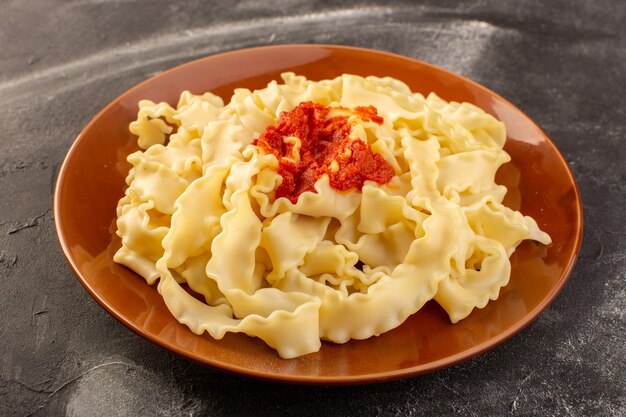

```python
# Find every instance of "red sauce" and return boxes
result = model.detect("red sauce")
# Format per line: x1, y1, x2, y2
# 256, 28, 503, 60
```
253, 102, 395, 203
353, 105, 384, 124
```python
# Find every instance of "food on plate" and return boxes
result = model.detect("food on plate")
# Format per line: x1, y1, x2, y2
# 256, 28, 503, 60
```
114, 73, 551, 358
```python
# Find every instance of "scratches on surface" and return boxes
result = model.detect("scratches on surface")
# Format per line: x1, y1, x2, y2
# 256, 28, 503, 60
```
7, 209, 52, 235
0, 6, 399, 101
435, 373, 482, 416
6, 377, 54, 396
0, 252, 18, 268
424, 9, 617, 40
0, 160, 31, 178
23, 361, 136, 417
0, 5, 515, 103
0, 159, 51, 180
510, 370, 536, 415
31, 295, 50, 351
31, 295, 49, 325
436, 374, 462, 398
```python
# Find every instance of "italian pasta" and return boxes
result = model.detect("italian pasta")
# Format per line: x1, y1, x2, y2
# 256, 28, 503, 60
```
114, 73, 551, 358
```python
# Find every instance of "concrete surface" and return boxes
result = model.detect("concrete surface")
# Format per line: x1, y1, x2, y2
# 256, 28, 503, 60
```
0, 0, 624, 416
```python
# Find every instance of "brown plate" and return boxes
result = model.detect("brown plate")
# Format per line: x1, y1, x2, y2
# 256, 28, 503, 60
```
54, 44, 582, 384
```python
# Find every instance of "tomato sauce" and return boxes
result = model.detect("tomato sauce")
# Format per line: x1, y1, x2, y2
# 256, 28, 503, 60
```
253, 102, 395, 203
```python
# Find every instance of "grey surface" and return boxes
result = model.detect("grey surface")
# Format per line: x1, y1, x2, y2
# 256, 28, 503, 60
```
1, 0, 624, 415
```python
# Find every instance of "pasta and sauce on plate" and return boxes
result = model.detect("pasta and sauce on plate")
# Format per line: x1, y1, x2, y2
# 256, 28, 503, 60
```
113, 73, 551, 359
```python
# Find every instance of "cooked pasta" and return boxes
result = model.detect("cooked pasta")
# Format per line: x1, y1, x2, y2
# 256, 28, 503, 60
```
114, 73, 551, 358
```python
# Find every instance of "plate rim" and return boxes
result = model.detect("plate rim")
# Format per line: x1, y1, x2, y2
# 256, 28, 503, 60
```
54, 43, 584, 384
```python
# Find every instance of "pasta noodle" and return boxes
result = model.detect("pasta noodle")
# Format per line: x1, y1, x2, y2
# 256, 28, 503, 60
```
114, 73, 551, 358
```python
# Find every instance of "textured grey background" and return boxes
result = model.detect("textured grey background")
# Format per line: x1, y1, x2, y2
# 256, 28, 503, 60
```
1, 0, 625, 416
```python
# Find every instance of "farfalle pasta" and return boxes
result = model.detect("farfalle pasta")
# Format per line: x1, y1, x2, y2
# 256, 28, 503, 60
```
114, 73, 551, 358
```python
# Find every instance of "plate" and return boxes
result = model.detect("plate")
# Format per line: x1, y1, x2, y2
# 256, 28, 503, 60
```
54, 44, 582, 384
